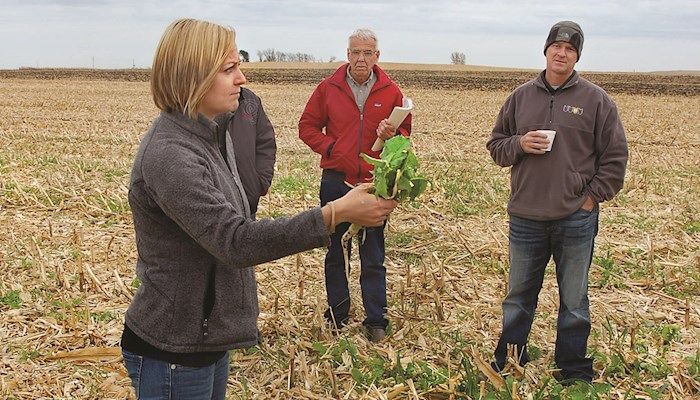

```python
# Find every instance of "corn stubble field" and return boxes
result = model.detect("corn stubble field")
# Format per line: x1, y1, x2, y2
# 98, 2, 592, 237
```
0, 66, 699, 399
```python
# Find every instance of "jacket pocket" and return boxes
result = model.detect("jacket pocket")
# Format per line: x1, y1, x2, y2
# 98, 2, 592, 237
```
143, 267, 175, 303
214, 267, 258, 321
121, 350, 143, 393
205, 266, 259, 345
238, 268, 258, 317
573, 172, 586, 196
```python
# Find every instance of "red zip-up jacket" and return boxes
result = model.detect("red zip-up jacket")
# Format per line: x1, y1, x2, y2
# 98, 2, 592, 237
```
299, 64, 411, 185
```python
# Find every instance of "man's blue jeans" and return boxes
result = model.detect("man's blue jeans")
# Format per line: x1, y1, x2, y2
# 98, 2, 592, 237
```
494, 207, 599, 381
320, 171, 388, 329
122, 350, 229, 399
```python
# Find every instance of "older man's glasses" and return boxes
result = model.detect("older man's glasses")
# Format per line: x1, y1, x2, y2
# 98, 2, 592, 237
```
349, 50, 377, 58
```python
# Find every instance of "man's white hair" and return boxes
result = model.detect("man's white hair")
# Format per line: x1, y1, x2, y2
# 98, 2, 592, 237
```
348, 28, 378, 48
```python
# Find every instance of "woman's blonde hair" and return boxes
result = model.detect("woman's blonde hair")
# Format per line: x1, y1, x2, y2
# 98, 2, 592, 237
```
151, 18, 235, 119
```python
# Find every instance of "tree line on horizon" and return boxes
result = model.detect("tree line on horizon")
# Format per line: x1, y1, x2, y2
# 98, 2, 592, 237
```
240, 49, 331, 63
239, 49, 467, 65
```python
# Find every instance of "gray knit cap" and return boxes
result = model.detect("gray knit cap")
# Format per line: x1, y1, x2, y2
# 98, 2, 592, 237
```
544, 21, 584, 60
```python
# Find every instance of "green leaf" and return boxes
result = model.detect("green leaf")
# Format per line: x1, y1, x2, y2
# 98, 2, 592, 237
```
131, 277, 142, 289
312, 341, 328, 356
361, 136, 428, 202
592, 383, 612, 394
350, 367, 365, 384
409, 177, 429, 200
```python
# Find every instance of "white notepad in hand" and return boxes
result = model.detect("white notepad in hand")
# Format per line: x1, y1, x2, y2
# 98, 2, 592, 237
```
372, 97, 413, 151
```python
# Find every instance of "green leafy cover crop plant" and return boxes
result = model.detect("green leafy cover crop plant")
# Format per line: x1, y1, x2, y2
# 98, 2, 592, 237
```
341, 135, 429, 251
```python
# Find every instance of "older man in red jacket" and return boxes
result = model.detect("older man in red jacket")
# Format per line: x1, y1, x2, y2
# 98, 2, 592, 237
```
299, 28, 411, 342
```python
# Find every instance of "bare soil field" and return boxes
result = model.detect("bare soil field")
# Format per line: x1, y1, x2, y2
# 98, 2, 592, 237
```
3, 65, 699, 96
0, 67, 698, 399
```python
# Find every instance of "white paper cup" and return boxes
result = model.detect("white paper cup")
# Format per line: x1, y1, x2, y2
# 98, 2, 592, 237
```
537, 130, 556, 151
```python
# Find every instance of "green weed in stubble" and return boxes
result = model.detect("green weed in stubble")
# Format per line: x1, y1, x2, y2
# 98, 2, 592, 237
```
592, 250, 623, 288
91, 310, 116, 323
686, 220, 700, 234
686, 349, 700, 377
595, 317, 685, 386
47, 296, 87, 322
312, 338, 449, 392
103, 167, 129, 183
268, 156, 317, 199
20, 258, 34, 269
88, 191, 130, 213
270, 175, 315, 198
3, 180, 17, 196
386, 231, 413, 247
0, 290, 22, 309
258, 209, 291, 219
130, 277, 141, 289
37, 155, 59, 166
19, 349, 41, 362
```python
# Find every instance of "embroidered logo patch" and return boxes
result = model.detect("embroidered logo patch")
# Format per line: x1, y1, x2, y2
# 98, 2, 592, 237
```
240, 99, 258, 123
556, 32, 571, 41
373, 103, 382, 107
562, 105, 584, 115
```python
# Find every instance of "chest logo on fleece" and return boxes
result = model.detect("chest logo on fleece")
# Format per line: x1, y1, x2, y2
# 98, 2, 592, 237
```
373, 102, 382, 107
562, 105, 584, 115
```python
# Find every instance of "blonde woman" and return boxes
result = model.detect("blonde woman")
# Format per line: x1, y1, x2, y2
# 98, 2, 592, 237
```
121, 18, 396, 399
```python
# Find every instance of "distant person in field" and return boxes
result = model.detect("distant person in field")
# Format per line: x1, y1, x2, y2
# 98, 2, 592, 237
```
121, 18, 397, 399
299, 28, 411, 343
215, 87, 276, 217
486, 20, 628, 385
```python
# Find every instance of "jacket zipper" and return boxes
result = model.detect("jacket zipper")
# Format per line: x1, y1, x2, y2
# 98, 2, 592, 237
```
335, 75, 384, 184
202, 265, 216, 339
357, 113, 363, 182
549, 95, 555, 124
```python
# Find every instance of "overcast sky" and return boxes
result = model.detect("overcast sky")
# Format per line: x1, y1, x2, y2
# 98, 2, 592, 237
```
1, 0, 698, 72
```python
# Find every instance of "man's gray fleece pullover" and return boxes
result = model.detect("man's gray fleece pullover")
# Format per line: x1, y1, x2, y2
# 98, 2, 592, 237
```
487, 71, 628, 220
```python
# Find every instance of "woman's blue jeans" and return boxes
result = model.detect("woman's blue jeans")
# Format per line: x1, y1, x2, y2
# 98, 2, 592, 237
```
122, 350, 229, 399
494, 207, 599, 381
319, 173, 388, 329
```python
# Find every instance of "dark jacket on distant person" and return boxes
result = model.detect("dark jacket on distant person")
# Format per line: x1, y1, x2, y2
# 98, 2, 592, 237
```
298, 64, 411, 185
486, 70, 628, 220
217, 87, 276, 215
126, 110, 329, 353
